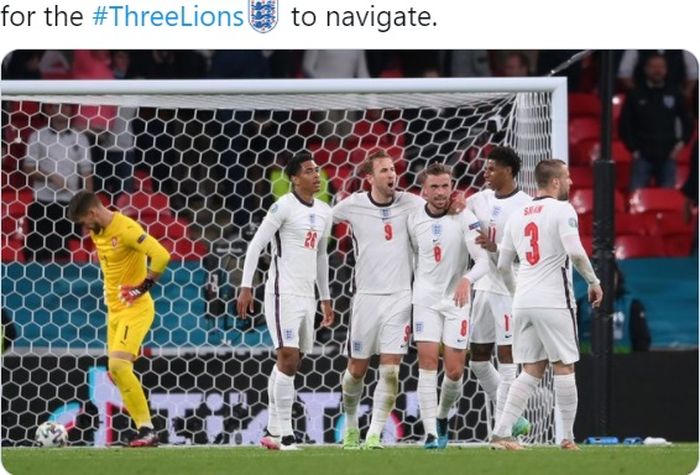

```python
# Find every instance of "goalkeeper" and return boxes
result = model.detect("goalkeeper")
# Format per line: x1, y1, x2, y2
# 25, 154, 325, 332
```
68, 191, 170, 447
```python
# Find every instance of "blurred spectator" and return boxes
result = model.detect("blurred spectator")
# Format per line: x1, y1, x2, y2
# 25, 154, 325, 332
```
618, 50, 698, 101
129, 50, 208, 79
209, 50, 270, 79
111, 50, 133, 79
267, 50, 300, 78
2, 50, 42, 79
577, 261, 651, 353
38, 50, 72, 79
302, 50, 369, 78
619, 53, 694, 191
501, 52, 531, 77
399, 50, 442, 77
448, 50, 491, 77
22, 103, 93, 261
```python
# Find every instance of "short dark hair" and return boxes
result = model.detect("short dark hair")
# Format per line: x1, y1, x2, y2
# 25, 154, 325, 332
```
68, 190, 100, 222
417, 162, 452, 186
360, 149, 393, 176
534, 159, 566, 189
488, 146, 521, 178
284, 151, 313, 178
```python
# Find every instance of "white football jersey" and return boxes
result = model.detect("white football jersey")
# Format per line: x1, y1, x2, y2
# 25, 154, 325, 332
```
408, 206, 482, 307
500, 197, 580, 309
333, 191, 424, 294
467, 188, 532, 295
241, 192, 332, 298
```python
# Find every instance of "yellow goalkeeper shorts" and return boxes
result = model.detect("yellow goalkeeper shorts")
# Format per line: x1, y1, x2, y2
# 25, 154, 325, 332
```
107, 300, 155, 357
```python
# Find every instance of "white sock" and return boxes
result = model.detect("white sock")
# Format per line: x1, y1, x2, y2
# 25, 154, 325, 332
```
553, 373, 578, 441
418, 369, 438, 436
495, 364, 517, 427
342, 370, 363, 431
366, 365, 400, 438
266, 366, 280, 436
493, 371, 540, 438
471, 360, 501, 404
437, 376, 463, 419
273, 367, 296, 437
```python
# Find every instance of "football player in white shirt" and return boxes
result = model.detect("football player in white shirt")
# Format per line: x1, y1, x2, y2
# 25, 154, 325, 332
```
333, 150, 426, 450
492, 159, 603, 450
407, 163, 489, 449
466, 146, 532, 435
237, 152, 334, 451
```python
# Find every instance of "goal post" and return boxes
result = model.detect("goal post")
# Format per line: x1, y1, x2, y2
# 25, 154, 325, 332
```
1, 77, 568, 447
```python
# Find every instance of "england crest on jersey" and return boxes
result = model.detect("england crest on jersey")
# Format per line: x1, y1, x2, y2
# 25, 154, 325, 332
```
249, 0, 278, 33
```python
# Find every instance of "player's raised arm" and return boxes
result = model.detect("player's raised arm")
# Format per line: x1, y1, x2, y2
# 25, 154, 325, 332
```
237, 203, 287, 318
558, 205, 603, 308
317, 214, 334, 327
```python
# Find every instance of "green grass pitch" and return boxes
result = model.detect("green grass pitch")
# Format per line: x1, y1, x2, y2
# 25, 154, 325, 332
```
2, 444, 698, 475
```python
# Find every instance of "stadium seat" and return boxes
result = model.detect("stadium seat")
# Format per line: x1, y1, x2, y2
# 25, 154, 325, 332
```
570, 166, 594, 189
629, 188, 686, 214
147, 216, 188, 240
676, 163, 690, 189
615, 235, 665, 259
655, 211, 694, 237
578, 213, 593, 235
68, 238, 96, 263
616, 212, 656, 236
580, 235, 593, 256
568, 117, 600, 146
676, 134, 698, 164
570, 139, 599, 166
115, 191, 172, 221
568, 93, 601, 118
570, 189, 625, 215
663, 234, 694, 257
1, 235, 25, 262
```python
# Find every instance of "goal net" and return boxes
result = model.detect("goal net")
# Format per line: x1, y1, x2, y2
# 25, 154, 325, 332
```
1, 78, 568, 447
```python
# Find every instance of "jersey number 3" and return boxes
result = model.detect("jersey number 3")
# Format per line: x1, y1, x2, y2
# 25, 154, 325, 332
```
304, 231, 318, 249
524, 222, 540, 265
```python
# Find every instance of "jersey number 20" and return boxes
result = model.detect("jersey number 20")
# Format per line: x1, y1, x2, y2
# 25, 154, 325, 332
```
524, 222, 540, 265
304, 231, 317, 249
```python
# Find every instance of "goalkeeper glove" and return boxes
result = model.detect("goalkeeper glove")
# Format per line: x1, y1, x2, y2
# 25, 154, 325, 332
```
119, 278, 155, 306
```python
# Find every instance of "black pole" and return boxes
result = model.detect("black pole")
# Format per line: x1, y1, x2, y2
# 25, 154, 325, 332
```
591, 50, 616, 436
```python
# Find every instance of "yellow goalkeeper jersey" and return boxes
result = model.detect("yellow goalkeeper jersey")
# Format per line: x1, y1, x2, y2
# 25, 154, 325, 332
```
90, 212, 170, 314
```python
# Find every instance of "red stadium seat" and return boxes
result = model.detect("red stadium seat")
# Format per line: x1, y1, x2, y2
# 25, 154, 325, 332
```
1, 235, 25, 262
655, 211, 694, 237
615, 235, 665, 259
616, 212, 657, 236
147, 216, 188, 240
676, 163, 690, 189
663, 235, 693, 257
570, 166, 594, 189
580, 235, 593, 257
569, 117, 600, 146
571, 189, 625, 215
629, 188, 686, 214
578, 214, 593, 235
568, 93, 601, 118
115, 191, 172, 221
570, 139, 599, 166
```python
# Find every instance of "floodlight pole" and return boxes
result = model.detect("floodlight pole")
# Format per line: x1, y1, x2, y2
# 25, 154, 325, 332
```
591, 50, 616, 436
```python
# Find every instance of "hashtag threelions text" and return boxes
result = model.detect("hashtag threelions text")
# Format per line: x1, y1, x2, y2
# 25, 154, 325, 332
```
92, 6, 108, 25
